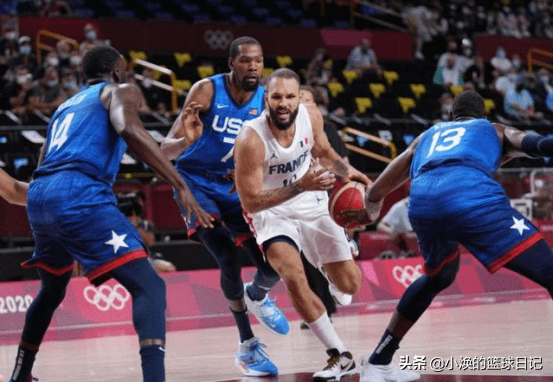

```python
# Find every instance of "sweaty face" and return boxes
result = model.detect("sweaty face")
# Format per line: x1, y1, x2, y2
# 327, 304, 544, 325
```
266, 77, 300, 131
231, 44, 263, 92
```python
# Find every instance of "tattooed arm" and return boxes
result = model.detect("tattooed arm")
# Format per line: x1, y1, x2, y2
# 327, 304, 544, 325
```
234, 126, 335, 213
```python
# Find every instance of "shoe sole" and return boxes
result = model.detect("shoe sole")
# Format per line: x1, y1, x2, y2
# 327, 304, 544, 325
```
235, 360, 278, 377
313, 360, 357, 381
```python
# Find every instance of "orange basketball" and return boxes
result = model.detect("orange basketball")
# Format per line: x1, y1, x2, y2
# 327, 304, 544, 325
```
328, 180, 366, 229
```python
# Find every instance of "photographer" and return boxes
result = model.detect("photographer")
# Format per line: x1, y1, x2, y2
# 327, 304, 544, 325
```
117, 193, 176, 273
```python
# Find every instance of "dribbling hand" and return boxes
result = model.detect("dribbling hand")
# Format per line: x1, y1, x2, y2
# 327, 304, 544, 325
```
297, 158, 336, 191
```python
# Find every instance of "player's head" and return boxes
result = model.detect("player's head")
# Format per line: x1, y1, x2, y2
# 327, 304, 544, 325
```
266, 68, 301, 131
228, 36, 263, 92
299, 85, 316, 105
83, 45, 125, 85
450, 90, 485, 120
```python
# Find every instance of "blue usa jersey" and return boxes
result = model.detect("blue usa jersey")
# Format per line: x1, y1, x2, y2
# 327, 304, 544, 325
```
34, 82, 126, 187
175, 74, 265, 177
409, 118, 505, 218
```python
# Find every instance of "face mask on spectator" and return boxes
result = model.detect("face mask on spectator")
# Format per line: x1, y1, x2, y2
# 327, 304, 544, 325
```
441, 103, 452, 113
47, 57, 59, 67
86, 30, 97, 41
46, 79, 59, 88
507, 73, 518, 82
70, 55, 81, 66
20, 45, 31, 55
63, 80, 78, 90
59, 52, 69, 60
5, 31, 17, 41
540, 75, 550, 83
496, 49, 506, 59
512, 60, 521, 69
142, 78, 153, 88
17, 74, 31, 85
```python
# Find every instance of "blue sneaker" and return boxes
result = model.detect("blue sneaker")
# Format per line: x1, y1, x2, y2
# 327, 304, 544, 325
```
244, 282, 290, 335
235, 337, 278, 376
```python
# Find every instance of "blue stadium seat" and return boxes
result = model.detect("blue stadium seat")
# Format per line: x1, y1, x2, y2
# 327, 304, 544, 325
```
229, 15, 248, 25
115, 9, 135, 19
154, 12, 174, 20
181, 4, 200, 13
75, 8, 96, 17
299, 18, 317, 27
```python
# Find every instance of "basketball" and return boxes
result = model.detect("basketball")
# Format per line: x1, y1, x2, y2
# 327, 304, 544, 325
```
328, 180, 367, 229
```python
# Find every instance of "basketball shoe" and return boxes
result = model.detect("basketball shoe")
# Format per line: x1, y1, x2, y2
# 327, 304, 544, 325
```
235, 337, 278, 376
319, 267, 353, 306
313, 348, 357, 381
244, 282, 290, 335
359, 357, 420, 382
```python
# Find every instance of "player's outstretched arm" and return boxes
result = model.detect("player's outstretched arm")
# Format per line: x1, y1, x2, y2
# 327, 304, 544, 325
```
161, 80, 212, 161
307, 104, 370, 185
235, 127, 334, 213
493, 123, 553, 161
0, 168, 28, 206
109, 85, 214, 228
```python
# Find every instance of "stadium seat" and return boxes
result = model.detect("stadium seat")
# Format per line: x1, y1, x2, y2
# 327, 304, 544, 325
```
484, 98, 496, 115
342, 70, 358, 85
397, 97, 416, 114
197, 65, 215, 79
129, 51, 148, 62
174, 79, 192, 92
355, 97, 373, 114
410, 84, 426, 99
276, 55, 293, 68
327, 82, 345, 98
369, 83, 386, 99
450, 85, 463, 96
174, 53, 192, 68
383, 70, 399, 85
262, 68, 275, 77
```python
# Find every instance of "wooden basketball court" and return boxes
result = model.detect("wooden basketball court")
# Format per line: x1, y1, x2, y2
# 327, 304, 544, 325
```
0, 299, 550, 381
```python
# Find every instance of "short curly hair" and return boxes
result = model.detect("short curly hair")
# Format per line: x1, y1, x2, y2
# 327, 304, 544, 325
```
82, 45, 121, 81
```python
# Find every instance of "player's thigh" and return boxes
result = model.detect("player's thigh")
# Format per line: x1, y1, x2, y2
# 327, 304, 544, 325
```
58, 203, 146, 274
299, 214, 352, 269
410, 217, 460, 276
456, 203, 542, 273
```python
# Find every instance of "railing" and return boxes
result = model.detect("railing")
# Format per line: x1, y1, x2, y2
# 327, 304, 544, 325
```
130, 58, 184, 114
527, 48, 553, 74
341, 126, 397, 163
350, 0, 408, 32
35, 29, 79, 64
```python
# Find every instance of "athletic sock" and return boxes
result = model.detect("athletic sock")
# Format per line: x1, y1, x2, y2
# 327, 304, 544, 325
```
140, 345, 165, 382
231, 308, 255, 343
307, 313, 347, 353
246, 283, 268, 301
369, 330, 400, 365
10, 346, 37, 382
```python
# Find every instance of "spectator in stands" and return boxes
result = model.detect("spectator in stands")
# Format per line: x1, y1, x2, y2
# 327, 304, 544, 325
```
55, 40, 72, 69
79, 24, 104, 55
345, 39, 382, 79
0, 23, 19, 63
433, 54, 463, 88
140, 67, 169, 114
432, 92, 453, 123
39, 0, 73, 17
28, 66, 66, 115
305, 48, 332, 86
3, 66, 33, 116
464, 53, 486, 90
493, 66, 518, 96
437, 40, 459, 69
526, 71, 549, 111
8, 36, 38, 75
490, 46, 512, 74
376, 196, 415, 259
510, 53, 523, 71
503, 77, 541, 120
456, 41, 474, 74
546, 90, 553, 112
60, 67, 79, 98
402, 2, 434, 60
67, 49, 84, 84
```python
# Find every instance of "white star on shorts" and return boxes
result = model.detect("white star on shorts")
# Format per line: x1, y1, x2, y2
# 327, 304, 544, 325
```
105, 230, 129, 254
510, 217, 530, 236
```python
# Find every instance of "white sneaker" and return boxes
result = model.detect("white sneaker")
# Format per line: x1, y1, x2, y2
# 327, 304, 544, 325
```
320, 267, 353, 306
313, 348, 357, 381
360, 358, 420, 382
243, 283, 290, 335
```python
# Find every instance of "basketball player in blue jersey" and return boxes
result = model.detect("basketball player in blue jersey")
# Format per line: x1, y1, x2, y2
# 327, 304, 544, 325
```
343, 91, 553, 382
0, 168, 28, 205
161, 36, 286, 376
7, 46, 209, 382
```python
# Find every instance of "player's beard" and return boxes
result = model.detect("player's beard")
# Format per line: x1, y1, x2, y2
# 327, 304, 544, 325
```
240, 76, 259, 92
269, 106, 299, 131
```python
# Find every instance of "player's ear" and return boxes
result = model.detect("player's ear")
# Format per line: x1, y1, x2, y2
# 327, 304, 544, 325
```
264, 93, 269, 109
447, 110, 453, 121
228, 57, 233, 71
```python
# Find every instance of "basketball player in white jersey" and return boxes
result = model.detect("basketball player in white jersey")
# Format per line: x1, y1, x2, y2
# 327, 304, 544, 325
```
234, 68, 370, 381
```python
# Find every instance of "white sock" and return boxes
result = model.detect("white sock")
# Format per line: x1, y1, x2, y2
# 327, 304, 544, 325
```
307, 313, 347, 353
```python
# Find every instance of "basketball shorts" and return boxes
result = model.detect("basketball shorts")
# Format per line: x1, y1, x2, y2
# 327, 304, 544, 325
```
174, 170, 253, 244
244, 191, 352, 268
409, 197, 542, 275
23, 172, 147, 285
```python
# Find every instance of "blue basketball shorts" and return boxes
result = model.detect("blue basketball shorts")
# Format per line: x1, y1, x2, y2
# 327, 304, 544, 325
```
23, 172, 147, 285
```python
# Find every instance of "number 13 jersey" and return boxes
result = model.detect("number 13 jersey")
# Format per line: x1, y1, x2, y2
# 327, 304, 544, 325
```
409, 118, 505, 218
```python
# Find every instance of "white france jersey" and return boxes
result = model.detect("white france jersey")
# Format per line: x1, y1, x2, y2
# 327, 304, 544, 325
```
244, 103, 314, 196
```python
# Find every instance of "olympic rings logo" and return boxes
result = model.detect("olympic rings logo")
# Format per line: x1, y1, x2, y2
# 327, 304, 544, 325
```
204, 29, 234, 50
392, 265, 423, 288
83, 284, 130, 311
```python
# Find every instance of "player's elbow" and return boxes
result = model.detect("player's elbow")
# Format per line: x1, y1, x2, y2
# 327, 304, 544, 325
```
241, 200, 259, 214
